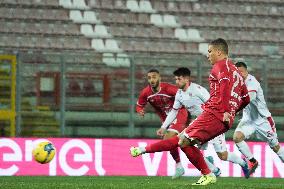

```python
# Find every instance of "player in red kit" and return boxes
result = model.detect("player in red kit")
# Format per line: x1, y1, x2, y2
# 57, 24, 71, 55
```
131, 39, 250, 185
136, 69, 188, 179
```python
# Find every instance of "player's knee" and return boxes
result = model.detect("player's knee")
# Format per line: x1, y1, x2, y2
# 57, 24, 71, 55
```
217, 152, 228, 161
233, 131, 245, 143
164, 131, 177, 139
271, 144, 280, 153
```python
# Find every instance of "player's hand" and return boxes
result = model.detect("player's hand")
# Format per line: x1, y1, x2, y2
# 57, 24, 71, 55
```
223, 112, 231, 125
156, 128, 166, 137
137, 110, 145, 117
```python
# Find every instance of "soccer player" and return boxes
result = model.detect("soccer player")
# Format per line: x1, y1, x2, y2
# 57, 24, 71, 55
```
132, 67, 249, 178
132, 38, 250, 185
234, 61, 284, 176
136, 69, 188, 179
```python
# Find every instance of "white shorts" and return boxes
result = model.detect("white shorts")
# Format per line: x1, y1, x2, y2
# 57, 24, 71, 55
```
200, 133, 227, 153
235, 117, 279, 148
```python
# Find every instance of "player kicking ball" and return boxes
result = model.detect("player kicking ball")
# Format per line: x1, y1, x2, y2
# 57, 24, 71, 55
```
131, 67, 249, 181
131, 38, 250, 185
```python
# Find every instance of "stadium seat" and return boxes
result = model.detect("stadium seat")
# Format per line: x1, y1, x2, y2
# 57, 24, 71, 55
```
117, 54, 130, 67
94, 25, 111, 38
139, 0, 156, 13
105, 39, 122, 52
60, 0, 89, 10
198, 43, 208, 55
102, 53, 116, 66
127, 0, 140, 12
91, 39, 105, 51
187, 29, 204, 42
175, 28, 189, 41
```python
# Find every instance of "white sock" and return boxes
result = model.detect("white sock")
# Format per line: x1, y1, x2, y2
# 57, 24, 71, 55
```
204, 157, 218, 172
227, 152, 246, 167
176, 162, 182, 169
236, 141, 254, 160
139, 146, 146, 153
276, 147, 284, 163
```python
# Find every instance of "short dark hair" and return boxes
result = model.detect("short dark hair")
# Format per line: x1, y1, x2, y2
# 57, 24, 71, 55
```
147, 68, 159, 74
235, 61, 247, 69
209, 38, 228, 55
173, 67, 191, 77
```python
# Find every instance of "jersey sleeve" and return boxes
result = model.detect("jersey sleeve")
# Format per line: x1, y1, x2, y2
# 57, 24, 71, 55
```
172, 92, 182, 110
136, 89, 148, 112
196, 85, 210, 103
246, 77, 259, 102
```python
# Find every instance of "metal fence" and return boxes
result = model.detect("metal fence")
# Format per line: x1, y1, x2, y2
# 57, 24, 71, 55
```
0, 51, 284, 140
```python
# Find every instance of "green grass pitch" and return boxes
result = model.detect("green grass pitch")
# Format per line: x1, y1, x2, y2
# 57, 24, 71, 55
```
0, 176, 283, 189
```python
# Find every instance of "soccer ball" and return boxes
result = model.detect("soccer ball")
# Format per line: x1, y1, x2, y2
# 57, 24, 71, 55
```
32, 141, 56, 164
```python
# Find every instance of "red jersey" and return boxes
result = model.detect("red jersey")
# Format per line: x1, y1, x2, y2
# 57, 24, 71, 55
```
202, 59, 249, 126
136, 82, 178, 121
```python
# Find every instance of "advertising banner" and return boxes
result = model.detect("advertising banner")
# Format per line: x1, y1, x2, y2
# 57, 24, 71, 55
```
0, 138, 283, 177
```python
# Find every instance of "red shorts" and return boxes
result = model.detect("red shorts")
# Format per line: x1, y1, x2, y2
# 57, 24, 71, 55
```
184, 111, 229, 144
167, 108, 188, 134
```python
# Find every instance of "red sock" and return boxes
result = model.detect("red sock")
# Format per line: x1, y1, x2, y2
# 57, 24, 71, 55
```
181, 146, 211, 175
170, 148, 181, 163
146, 136, 179, 153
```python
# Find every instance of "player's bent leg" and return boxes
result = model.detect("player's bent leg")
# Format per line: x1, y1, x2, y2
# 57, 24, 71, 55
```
233, 131, 246, 143
271, 143, 284, 163
164, 131, 185, 179
205, 156, 221, 177
178, 132, 200, 148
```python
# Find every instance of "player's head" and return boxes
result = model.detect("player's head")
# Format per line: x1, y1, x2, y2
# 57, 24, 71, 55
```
173, 67, 191, 90
235, 61, 249, 79
147, 68, 161, 90
207, 38, 228, 65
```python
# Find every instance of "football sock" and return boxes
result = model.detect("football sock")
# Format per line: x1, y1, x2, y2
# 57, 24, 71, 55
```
145, 136, 179, 153
176, 162, 183, 169
181, 146, 211, 175
204, 157, 218, 172
236, 141, 254, 160
170, 147, 181, 163
227, 152, 247, 167
276, 146, 284, 163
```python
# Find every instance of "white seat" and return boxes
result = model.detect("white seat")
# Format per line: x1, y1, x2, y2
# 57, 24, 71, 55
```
198, 43, 208, 55
187, 29, 204, 42
127, 0, 140, 12
102, 53, 116, 66
139, 0, 156, 13
83, 11, 101, 24
70, 10, 84, 23
80, 24, 94, 37
59, 0, 73, 9
164, 15, 180, 27
117, 53, 130, 67
105, 39, 122, 52
73, 0, 90, 10
175, 28, 189, 41
94, 25, 111, 37
150, 14, 163, 27
91, 39, 105, 51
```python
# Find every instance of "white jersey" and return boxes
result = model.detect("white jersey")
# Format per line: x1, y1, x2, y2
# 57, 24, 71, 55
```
161, 82, 209, 129
241, 74, 271, 124
173, 82, 210, 117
